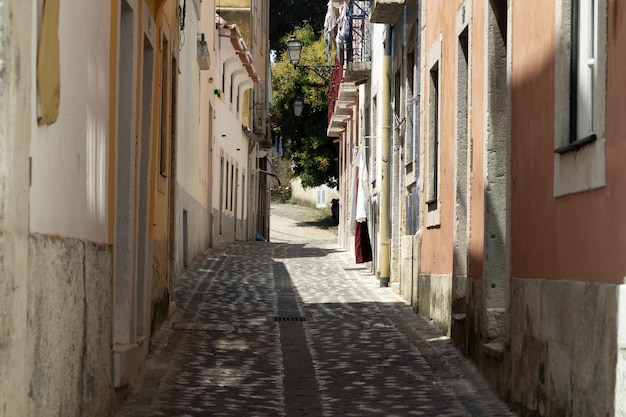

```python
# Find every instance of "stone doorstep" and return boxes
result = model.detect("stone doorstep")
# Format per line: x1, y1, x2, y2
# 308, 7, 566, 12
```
483, 341, 505, 361
113, 336, 149, 388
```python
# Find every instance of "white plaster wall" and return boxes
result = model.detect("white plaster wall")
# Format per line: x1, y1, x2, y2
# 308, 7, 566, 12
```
29, 0, 110, 243
175, 0, 214, 269
290, 178, 339, 209
365, 24, 385, 271
211, 103, 249, 244
177, 0, 213, 202
176, 187, 210, 270
211, 27, 253, 244
0, 1, 32, 415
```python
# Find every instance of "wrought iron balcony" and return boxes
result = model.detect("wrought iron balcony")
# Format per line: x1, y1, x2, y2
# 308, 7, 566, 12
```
344, 0, 371, 83
328, 63, 344, 132
327, 0, 371, 137
327, 62, 360, 138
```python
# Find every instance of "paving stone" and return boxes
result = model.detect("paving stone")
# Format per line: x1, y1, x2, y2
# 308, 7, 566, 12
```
115, 207, 516, 417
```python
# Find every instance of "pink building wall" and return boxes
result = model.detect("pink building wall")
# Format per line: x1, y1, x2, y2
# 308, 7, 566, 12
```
511, 0, 626, 284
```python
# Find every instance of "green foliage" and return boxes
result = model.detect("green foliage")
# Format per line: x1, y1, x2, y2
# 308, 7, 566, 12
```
271, 26, 338, 190
278, 187, 292, 203
269, 0, 327, 52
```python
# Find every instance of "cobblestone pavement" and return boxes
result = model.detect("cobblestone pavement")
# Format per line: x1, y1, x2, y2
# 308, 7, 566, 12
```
115, 204, 516, 417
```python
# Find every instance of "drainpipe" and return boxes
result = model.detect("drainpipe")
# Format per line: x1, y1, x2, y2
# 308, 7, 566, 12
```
379, 25, 392, 287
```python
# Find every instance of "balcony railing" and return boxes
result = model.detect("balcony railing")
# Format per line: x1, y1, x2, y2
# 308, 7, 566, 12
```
328, 61, 344, 125
326, 0, 371, 136
344, 0, 371, 82
346, 0, 370, 65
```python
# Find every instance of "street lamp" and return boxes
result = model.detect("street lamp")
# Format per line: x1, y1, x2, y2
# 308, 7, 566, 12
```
293, 98, 303, 117
286, 35, 334, 79
287, 36, 302, 65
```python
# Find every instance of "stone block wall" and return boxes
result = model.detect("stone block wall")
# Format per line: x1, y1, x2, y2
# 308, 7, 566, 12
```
509, 278, 618, 416
28, 234, 113, 417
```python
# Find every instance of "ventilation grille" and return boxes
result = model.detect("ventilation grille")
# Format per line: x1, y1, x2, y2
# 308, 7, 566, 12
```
268, 316, 310, 322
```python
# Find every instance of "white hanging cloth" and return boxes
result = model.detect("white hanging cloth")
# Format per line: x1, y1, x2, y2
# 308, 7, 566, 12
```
355, 145, 369, 223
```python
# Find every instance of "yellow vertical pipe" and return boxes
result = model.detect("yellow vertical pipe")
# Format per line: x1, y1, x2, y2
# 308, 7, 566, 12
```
379, 25, 392, 287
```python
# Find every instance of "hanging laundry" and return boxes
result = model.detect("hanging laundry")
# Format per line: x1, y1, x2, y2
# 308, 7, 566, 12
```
277, 135, 283, 157
355, 145, 369, 222
353, 145, 372, 264
355, 220, 373, 264
324, 0, 337, 63
336, 3, 348, 53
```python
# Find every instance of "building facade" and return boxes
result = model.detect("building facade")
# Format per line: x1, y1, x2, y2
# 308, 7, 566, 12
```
111, 0, 180, 401
0, 0, 270, 415
328, 0, 626, 415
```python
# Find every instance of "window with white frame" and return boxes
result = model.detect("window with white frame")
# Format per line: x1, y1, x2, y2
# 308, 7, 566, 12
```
426, 34, 442, 228
569, 0, 598, 145
405, 47, 415, 176
554, 0, 607, 196
427, 62, 440, 205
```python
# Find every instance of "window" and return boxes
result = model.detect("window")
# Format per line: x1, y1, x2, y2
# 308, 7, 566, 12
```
560, 0, 598, 148
427, 64, 440, 205
426, 35, 442, 228
554, 0, 607, 196
230, 72, 235, 105
230, 162, 234, 212
219, 155, 224, 235
405, 49, 415, 174
37, 0, 61, 125
570, 0, 597, 144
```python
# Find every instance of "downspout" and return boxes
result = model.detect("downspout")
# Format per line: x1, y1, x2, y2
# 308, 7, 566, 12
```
379, 24, 392, 287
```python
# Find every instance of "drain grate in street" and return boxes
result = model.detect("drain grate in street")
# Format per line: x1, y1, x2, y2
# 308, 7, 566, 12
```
268, 315, 310, 322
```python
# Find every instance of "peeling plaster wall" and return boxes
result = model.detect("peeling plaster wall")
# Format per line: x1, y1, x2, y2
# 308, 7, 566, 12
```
28, 235, 113, 417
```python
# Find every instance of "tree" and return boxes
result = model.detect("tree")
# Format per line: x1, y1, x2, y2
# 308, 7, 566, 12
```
271, 25, 338, 189
269, 0, 327, 52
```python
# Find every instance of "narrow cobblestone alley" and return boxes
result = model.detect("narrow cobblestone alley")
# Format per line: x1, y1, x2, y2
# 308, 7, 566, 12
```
115, 204, 516, 417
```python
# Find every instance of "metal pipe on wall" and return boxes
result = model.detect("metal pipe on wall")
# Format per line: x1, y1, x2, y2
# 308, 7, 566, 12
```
378, 24, 392, 287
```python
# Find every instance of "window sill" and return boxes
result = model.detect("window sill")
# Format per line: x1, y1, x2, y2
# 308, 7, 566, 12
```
554, 134, 597, 154
405, 170, 416, 188
426, 200, 440, 228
